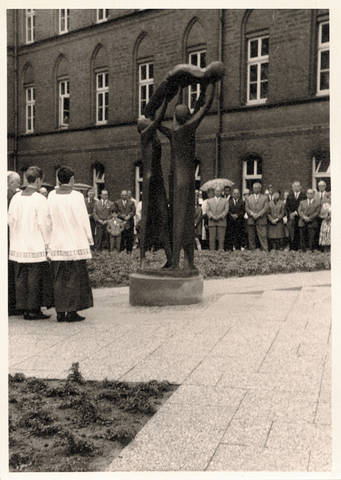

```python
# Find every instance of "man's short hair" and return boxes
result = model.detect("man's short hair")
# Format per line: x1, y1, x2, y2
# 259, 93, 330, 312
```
318, 180, 326, 186
253, 182, 262, 188
7, 171, 20, 183
26, 166, 43, 184
57, 166, 74, 184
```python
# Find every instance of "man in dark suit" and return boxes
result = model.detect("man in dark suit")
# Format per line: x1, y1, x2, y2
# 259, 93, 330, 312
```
245, 182, 269, 251
286, 181, 306, 250
85, 189, 96, 248
298, 189, 321, 251
114, 190, 136, 253
225, 188, 245, 251
93, 189, 114, 251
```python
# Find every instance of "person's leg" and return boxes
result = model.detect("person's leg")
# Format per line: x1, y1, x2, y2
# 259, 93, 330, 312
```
308, 227, 316, 251
299, 227, 306, 251
247, 224, 256, 250
256, 224, 268, 251
95, 224, 103, 251
217, 226, 225, 250
209, 227, 217, 251
109, 235, 114, 252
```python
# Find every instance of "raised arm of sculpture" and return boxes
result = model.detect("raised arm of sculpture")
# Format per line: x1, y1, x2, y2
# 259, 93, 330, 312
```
142, 97, 169, 137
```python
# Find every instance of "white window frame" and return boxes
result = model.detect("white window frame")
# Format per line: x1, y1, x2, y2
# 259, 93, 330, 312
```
92, 168, 105, 199
96, 71, 109, 125
25, 9, 35, 44
135, 165, 143, 202
138, 62, 154, 118
58, 79, 70, 128
312, 155, 330, 190
316, 21, 329, 96
25, 86, 35, 134
247, 36, 269, 105
188, 50, 206, 112
96, 9, 109, 23
242, 157, 262, 193
59, 9, 70, 34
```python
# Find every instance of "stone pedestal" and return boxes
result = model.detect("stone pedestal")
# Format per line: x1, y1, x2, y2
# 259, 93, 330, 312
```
129, 272, 203, 306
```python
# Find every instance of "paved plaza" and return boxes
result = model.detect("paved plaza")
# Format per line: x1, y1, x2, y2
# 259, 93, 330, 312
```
9, 270, 331, 471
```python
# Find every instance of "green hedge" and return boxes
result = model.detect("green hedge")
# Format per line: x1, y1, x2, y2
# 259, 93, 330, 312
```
87, 249, 331, 289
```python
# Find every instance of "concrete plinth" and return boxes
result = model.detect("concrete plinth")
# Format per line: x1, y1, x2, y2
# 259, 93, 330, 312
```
129, 272, 203, 306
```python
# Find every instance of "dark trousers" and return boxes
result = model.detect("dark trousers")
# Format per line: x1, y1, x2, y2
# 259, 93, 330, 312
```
109, 235, 121, 251
121, 227, 134, 253
89, 218, 96, 245
288, 217, 300, 250
248, 224, 268, 251
299, 225, 317, 251
14, 262, 53, 311
269, 238, 283, 250
225, 220, 243, 251
8, 260, 16, 313
95, 223, 109, 250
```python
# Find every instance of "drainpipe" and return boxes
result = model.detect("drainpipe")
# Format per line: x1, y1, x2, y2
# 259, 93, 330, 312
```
13, 9, 19, 171
215, 8, 224, 178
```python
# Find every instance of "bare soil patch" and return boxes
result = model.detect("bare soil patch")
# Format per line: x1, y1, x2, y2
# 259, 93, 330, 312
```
9, 363, 177, 472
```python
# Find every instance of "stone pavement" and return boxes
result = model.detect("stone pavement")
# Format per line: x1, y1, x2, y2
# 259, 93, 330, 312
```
9, 270, 331, 471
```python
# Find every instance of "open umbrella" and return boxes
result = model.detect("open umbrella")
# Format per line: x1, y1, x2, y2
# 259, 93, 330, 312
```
200, 178, 234, 192
73, 183, 93, 191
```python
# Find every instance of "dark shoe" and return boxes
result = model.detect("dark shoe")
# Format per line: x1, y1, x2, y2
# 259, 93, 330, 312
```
57, 312, 66, 322
24, 311, 49, 320
9, 309, 23, 316
65, 312, 85, 322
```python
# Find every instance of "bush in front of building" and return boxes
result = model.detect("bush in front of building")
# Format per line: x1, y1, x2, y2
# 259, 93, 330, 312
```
87, 249, 331, 288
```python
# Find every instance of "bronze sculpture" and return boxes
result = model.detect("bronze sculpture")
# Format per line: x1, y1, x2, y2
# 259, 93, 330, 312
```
138, 61, 224, 274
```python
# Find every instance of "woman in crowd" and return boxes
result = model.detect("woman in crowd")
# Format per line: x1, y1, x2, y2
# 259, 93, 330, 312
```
319, 192, 331, 252
282, 190, 290, 250
267, 190, 285, 250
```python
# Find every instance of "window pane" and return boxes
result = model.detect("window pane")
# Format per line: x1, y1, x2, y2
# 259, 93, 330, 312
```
141, 100, 146, 116
250, 64, 258, 82
320, 71, 329, 91
320, 50, 329, 70
105, 92, 109, 107
316, 156, 330, 173
61, 82, 65, 95
250, 39, 258, 58
246, 159, 254, 175
32, 88, 35, 100
104, 73, 108, 87
140, 64, 147, 80
97, 74, 102, 89
190, 53, 198, 66
261, 62, 268, 80
261, 37, 269, 56
64, 97, 70, 113
249, 82, 257, 100
321, 22, 329, 44
260, 81, 268, 99
98, 93, 103, 107
256, 158, 262, 174
200, 52, 206, 68
141, 85, 146, 100
148, 63, 153, 79
149, 84, 154, 98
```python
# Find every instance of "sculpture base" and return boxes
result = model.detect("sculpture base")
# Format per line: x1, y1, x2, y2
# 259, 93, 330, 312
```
129, 273, 203, 306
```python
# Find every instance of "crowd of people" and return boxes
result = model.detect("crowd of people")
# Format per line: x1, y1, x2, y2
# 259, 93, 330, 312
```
7, 166, 331, 322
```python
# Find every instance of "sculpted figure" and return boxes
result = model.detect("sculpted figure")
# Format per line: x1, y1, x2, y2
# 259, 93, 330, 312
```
137, 98, 172, 269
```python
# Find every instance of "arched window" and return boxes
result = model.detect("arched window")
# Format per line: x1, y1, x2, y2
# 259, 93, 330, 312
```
312, 152, 330, 190
242, 154, 263, 192
134, 33, 154, 118
91, 45, 109, 125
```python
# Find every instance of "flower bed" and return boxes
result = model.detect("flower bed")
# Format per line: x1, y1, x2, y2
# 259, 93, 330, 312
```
88, 249, 331, 288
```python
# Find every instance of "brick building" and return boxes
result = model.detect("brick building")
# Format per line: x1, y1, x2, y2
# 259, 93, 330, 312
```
7, 8, 330, 200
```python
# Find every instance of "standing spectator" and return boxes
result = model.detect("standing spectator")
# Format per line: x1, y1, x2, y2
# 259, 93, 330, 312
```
267, 190, 285, 250
282, 190, 290, 250
266, 184, 274, 202
225, 188, 245, 251
85, 189, 96, 248
106, 214, 125, 253
223, 185, 231, 200
48, 166, 93, 322
127, 190, 138, 248
8, 171, 21, 316
194, 190, 202, 251
206, 188, 229, 251
315, 180, 328, 249
242, 188, 250, 249
39, 187, 48, 197
223, 185, 232, 250
201, 188, 214, 249
8, 166, 53, 320
114, 190, 136, 254
298, 188, 321, 252
319, 192, 331, 252
286, 181, 306, 250
93, 189, 113, 251
245, 182, 269, 251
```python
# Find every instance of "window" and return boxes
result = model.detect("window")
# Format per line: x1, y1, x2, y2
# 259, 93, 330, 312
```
58, 79, 70, 128
188, 50, 206, 111
92, 165, 105, 198
312, 153, 330, 190
96, 72, 109, 125
317, 21, 329, 95
242, 155, 263, 192
96, 9, 109, 23
135, 165, 143, 202
25, 9, 35, 44
247, 36, 269, 104
25, 86, 35, 133
59, 9, 70, 34
138, 63, 154, 118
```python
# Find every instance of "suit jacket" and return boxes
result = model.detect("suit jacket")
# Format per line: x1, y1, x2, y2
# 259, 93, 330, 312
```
227, 197, 245, 222
268, 199, 285, 223
114, 199, 136, 228
206, 196, 229, 227
315, 190, 329, 206
85, 198, 96, 217
298, 199, 321, 228
286, 191, 307, 216
93, 199, 114, 223
245, 193, 269, 225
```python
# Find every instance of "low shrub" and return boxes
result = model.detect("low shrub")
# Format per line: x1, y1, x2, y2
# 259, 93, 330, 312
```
66, 363, 85, 385
63, 431, 96, 456
88, 249, 330, 288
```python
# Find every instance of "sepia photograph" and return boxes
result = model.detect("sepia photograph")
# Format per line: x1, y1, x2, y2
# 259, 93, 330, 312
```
4, 4, 336, 477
